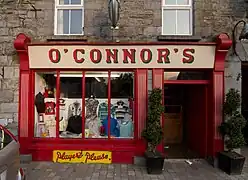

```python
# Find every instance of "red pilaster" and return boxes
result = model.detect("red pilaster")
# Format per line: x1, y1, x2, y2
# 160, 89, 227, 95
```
152, 69, 164, 153
211, 33, 232, 156
14, 33, 31, 154
135, 69, 148, 139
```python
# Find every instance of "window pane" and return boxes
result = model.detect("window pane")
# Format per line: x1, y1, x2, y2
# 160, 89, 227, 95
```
57, 10, 69, 34
59, 72, 82, 139
163, 9, 176, 35
164, 0, 175, 5
177, 0, 189, 5
71, 0, 82, 5
34, 72, 56, 138
59, 0, 81, 5
59, 0, 69, 4
177, 10, 191, 35
70, 10, 83, 34
110, 72, 134, 139
85, 72, 108, 138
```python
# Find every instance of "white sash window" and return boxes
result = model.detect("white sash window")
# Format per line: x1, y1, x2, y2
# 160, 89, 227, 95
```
162, 0, 193, 35
54, 0, 84, 35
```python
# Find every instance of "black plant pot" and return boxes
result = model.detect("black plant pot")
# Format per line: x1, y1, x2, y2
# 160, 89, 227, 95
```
218, 151, 246, 175
144, 151, 165, 174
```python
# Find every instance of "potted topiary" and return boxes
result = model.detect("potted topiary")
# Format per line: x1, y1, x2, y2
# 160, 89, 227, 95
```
218, 88, 246, 175
142, 88, 164, 174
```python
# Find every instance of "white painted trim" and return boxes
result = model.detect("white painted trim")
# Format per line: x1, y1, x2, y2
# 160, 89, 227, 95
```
54, 0, 84, 36
162, 0, 193, 36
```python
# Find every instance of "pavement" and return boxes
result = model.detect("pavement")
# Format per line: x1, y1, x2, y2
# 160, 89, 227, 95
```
22, 148, 248, 180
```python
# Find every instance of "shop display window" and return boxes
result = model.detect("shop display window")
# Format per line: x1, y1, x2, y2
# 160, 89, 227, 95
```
34, 72, 56, 138
33, 71, 134, 139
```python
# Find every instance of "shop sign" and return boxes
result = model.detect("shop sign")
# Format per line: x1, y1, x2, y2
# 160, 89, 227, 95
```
28, 45, 216, 69
53, 150, 112, 164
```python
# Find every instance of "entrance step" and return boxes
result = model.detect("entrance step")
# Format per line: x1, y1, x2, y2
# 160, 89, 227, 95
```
133, 156, 145, 166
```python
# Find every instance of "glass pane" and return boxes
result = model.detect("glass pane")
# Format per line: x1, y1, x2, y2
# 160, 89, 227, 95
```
59, 72, 82, 138
177, 0, 189, 5
59, 0, 81, 5
110, 72, 134, 139
34, 72, 56, 138
85, 72, 108, 138
71, 0, 82, 5
163, 10, 176, 35
59, 0, 69, 5
0, 128, 13, 150
164, 71, 210, 80
177, 10, 190, 35
57, 10, 69, 34
164, 0, 175, 5
70, 10, 83, 34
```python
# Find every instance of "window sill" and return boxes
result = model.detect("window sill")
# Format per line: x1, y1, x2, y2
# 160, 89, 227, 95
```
46, 35, 88, 42
157, 35, 201, 42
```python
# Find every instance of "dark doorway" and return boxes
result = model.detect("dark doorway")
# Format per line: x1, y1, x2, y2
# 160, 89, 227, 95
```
164, 84, 208, 159
241, 62, 248, 143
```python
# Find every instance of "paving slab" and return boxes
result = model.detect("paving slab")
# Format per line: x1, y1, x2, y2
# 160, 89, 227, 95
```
21, 159, 248, 180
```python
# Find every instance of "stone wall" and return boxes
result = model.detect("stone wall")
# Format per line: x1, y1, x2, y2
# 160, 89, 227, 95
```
0, 0, 247, 131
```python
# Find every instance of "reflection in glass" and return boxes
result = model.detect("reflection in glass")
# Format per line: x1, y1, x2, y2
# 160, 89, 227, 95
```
177, 0, 189, 5
164, 0, 189, 5
59, 0, 81, 5
163, 10, 176, 35
177, 10, 190, 35
70, 10, 83, 34
57, 10, 69, 34
110, 72, 134, 139
85, 72, 108, 138
57, 9, 83, 35
58, 72, 82, 138
34, 72, 56, 138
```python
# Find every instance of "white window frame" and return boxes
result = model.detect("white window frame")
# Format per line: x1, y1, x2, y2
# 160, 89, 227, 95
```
162, 0, 193, 36
54, 0, 84, 35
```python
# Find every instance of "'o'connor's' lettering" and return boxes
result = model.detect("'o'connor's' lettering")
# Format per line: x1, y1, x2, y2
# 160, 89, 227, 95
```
123, 49, 136, 63
182, 48, 195, 63
73, 49, 85, 63
48, 48, 196, 65
157, 48, 170, 63
140, 49, 152, 64
90, 49, 102, 63
48, 48, 61, 63
106, 49, 118, 63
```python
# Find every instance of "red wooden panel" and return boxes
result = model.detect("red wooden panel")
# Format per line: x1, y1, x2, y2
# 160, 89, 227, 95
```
213, 72, 224, 154
136, 69, 148, 139
19, 72, 30, 137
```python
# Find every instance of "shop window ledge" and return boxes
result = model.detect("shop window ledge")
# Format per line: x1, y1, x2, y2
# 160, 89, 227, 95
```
29, 143, 136, 151
46, 35, 88, 42
157, 35, 201, 42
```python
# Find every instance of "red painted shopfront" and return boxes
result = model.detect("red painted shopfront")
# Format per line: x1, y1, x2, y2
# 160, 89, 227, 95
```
14, 33, 232, 164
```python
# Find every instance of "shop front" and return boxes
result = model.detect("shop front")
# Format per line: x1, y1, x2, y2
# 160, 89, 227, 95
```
14, 33, 232, 164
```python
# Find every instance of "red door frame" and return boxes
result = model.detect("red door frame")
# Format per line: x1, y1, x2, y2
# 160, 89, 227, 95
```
14, 33, 232, 163
151, 34, 232, 158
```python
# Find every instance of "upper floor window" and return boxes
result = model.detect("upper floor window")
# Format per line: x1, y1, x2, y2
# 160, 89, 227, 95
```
162, 0, 192, 36
54, 0, 84, 35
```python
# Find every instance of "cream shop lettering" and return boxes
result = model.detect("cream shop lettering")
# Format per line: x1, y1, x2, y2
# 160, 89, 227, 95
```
48, 47, 195, 64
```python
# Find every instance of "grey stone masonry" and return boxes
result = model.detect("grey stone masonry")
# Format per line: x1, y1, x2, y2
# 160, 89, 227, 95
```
0, 0, 247, 131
